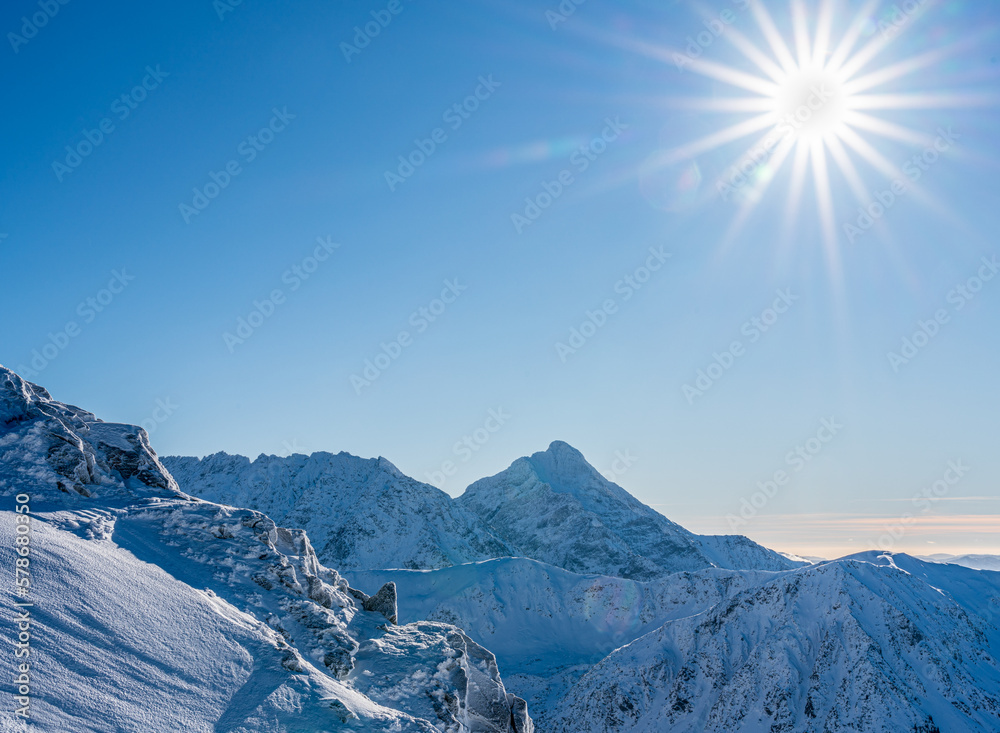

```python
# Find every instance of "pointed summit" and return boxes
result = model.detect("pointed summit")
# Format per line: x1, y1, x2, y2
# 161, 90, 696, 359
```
525, 440, 605, 487
460, 441, 799, 579
459, 442, 705, 580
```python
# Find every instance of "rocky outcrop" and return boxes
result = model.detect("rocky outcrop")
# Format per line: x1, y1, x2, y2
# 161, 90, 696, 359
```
348, 582, 399, 624
0, 365, 532, 733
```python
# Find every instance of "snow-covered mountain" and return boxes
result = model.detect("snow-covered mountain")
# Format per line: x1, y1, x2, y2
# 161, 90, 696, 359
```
0, 366, 531, 733
163, 451, 511, 571
348, 559, 773, 731
167, 441, 798, 579
7, 364, 999, 733
459, 441, 799, 578
553, 552, 1000, 733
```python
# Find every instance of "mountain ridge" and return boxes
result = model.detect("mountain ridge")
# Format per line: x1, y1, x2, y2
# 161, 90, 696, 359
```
165, 439, 801, 578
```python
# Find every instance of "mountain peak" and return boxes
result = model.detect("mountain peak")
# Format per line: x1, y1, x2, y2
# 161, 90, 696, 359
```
523, 440, 605, 492
543, 439, 585, 456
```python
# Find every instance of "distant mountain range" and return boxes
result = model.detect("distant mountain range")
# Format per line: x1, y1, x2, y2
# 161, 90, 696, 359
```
3, 364, 999, 732
163, 441, 800, 578
920, 553, 1000, 572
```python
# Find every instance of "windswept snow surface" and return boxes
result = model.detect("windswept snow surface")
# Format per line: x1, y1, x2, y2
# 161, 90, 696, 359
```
0, 366, 531, 733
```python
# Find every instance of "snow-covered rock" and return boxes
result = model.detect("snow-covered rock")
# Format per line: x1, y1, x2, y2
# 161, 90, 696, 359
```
0, 366, 531, 733
163, 451, 511, 571
698, 533, 806, 572
553, 553, 1000, 733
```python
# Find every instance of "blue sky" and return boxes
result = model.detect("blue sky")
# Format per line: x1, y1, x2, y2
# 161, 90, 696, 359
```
2, 0, 998, 558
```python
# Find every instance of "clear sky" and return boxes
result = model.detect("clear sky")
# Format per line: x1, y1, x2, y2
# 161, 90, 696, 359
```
2, 0, 998, 559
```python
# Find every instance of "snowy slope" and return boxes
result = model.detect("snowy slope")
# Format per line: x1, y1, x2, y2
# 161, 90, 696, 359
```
0, 366, 532, 733
348, 559, 776, 730
553, 552, 1000, 733
164, 452, 511, 571
459, 441, 799, 579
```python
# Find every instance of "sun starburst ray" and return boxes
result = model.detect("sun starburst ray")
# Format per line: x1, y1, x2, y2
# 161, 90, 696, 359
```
662, 97, 777, 112
683, 57, 781, 96
825, 0, 880, 73
842, 43, 969, 96
834, 124, 908, 180
836, 30, 900, 83
812, 0, 836, 67
663, 113, 778, 165
750, 1, 798, 73
638, 0, 993, 263
825, 133, 871, 203
849, 92, 999, 109
721, 134, 798, 251
722, 27, 787, 82
714, 127, 789, 193
783, 143, 811, 235
839, 111, 935, 147
791, 0, 812, 68
835, 125, 948, 214
811, 142, 840, 264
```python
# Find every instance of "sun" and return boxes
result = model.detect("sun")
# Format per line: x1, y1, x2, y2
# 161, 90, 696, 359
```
647, 0, 991, 265
772, 65, 850, 142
